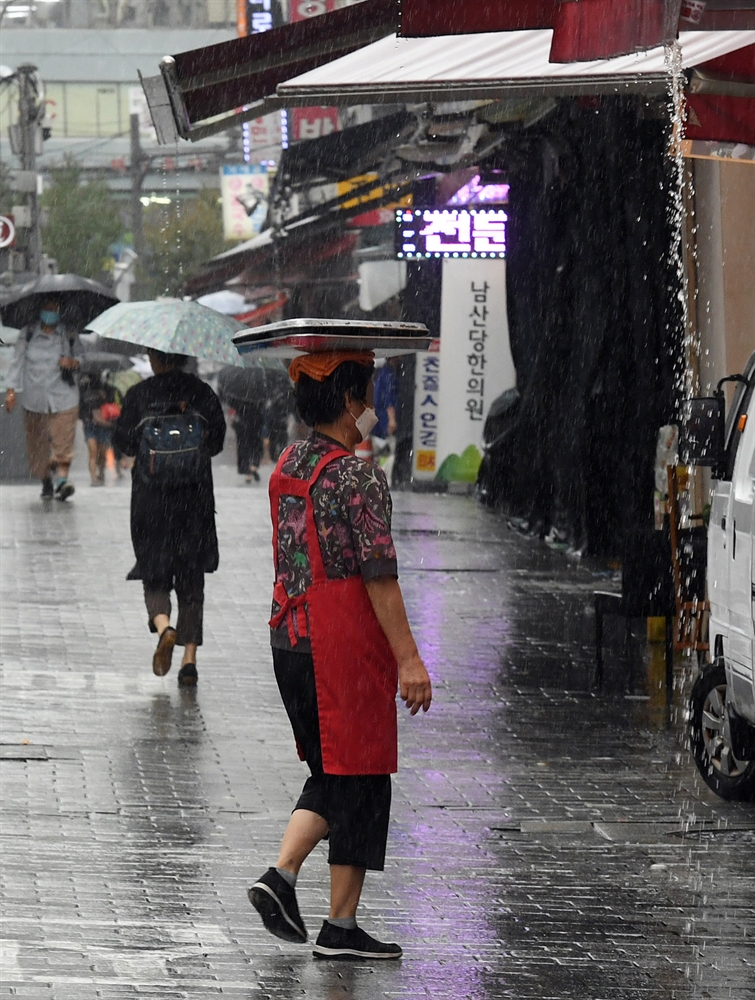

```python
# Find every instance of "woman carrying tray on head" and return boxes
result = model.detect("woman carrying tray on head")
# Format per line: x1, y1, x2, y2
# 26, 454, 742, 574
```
249, 348, 432, 961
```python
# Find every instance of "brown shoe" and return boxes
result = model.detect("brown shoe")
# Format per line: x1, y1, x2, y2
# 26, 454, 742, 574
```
152, 627, 177, 676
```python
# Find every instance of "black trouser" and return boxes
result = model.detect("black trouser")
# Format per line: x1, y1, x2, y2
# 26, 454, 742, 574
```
267, 417, 288, 462
143, 569, 204, 646
233, 406, 263, 474
272, 647, 391, 871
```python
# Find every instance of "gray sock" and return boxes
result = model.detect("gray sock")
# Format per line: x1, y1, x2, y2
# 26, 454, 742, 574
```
275, 867, 297, 888
328, 916, 357, 930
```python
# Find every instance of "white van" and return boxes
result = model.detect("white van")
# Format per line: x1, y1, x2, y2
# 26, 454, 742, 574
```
684, 351, 755, 800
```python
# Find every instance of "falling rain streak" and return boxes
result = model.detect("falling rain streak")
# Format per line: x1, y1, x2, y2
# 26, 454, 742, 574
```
664, 40, 695, 410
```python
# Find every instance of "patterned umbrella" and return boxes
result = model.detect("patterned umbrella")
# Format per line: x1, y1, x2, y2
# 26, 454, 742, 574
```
85, 301, 246, 367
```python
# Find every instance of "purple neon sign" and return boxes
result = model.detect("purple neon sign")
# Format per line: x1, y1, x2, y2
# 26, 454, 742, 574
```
396, 209, 507, 260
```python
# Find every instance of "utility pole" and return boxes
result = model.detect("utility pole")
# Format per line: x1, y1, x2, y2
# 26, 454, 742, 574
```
129, 112, 148, 299
15, 64, 43, 276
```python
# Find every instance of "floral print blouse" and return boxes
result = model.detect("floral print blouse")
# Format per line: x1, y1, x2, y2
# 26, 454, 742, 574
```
270, 432, 397, 652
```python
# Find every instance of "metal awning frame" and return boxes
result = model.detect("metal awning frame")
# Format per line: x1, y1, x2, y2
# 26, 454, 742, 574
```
269, 73, 673, 108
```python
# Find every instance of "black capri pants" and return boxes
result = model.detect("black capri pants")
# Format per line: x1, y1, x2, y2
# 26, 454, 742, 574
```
272, 646, 391, 871
143, 568, 204, 646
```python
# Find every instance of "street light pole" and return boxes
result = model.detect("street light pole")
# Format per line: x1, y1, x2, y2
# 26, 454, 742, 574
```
130, 112, 147, 299
17, 64, 42, 276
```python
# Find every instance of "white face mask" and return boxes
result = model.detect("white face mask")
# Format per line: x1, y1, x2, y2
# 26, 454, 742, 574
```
353, 404, 379, 440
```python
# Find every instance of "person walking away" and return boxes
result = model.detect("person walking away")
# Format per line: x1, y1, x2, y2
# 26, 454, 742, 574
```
264, 368, 294, 462
79, 371, 119, 486
248, 352, 432, 960
373, 358, 399, 442
4, 298, 80, 500
112, 350, 225, 686
230, 397, 264, 482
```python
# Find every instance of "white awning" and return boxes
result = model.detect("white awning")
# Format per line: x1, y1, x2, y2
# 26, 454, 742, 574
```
275, 29, 755, 105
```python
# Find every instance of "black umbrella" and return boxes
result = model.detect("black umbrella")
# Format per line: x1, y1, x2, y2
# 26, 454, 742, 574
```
78, 352, 134, 377
217, 357, 288, 405
217, 365, 265, 405
0, 274, 118, 330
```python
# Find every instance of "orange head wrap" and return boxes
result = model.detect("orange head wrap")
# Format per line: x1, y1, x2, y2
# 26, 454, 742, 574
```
288, 350, 375, 383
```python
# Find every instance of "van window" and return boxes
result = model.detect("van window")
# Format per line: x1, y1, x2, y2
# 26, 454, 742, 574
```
733, 394, 755, 501
725, 378, 755, 482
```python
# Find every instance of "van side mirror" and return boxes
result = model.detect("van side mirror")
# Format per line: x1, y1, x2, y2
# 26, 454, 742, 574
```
680, 395, 725, 472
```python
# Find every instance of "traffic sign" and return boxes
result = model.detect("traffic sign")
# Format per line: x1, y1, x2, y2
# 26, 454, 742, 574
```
0, 215, 16, 249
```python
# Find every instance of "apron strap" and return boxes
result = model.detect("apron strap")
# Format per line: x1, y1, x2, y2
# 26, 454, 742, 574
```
269, 445, 300, 574
268, 441, 351, 637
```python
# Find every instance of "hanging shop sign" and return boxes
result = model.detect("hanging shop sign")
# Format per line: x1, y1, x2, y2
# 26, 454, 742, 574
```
396, 208, 507, 260
220, 164, 270, 241
435, 258, 516, 483
412, 342, 441, 481
237, 0, 285, 35
291, 106, 340, 141
289, 2, 341, 142
244, 112, 283, 153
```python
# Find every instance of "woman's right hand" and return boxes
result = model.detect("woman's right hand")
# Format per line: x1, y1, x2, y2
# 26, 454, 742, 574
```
5, 388, 16, 413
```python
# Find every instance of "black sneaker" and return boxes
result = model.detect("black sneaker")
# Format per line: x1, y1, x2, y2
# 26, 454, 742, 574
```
41, 476, 54, 499
248, 868, 307, 943
312, 921, 402, 960
55, 480, 75, 502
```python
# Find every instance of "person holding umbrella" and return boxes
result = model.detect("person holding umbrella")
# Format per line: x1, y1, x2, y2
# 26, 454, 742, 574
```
1, 274, 119, 500
4, 297, 82, 500
89, 301, 243, 681
112, 349, 225, 685
247, 343, 432, 961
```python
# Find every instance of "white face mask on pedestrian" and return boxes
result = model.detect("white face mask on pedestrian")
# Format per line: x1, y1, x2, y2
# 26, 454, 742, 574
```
351, 403, 379, 440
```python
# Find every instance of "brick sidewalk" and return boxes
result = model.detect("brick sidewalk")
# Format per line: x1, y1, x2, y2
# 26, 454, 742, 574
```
1, 463, 753, 999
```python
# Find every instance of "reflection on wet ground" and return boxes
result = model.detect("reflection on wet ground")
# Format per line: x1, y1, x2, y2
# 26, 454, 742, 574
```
1, 467, 752, 999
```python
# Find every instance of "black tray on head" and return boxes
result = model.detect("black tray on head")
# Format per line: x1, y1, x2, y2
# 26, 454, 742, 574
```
233, 318, 432, 358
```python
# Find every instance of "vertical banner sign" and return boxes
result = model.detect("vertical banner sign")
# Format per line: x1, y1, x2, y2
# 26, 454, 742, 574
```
220, 164, 269, 241
289, 1, 340, 142
240, 1, 284, 159
412, 343, 441, 481
435, 258, 515, 482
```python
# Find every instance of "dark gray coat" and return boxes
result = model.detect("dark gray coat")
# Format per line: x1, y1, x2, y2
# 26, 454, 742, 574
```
113, 371, 226, 581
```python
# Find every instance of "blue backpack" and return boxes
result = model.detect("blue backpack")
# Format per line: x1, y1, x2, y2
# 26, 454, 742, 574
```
136, 402, 208, 487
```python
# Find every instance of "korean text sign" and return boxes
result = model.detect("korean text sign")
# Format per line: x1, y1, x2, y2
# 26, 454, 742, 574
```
397, 209, 506, 260
412, 345, 441, 480
435, 258, 515, 481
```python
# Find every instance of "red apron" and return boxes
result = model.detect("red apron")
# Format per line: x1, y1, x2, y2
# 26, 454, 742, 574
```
269, 446, 398, 776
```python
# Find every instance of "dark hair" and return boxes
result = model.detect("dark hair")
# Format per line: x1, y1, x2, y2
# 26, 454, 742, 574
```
147, 349, 189, 369
295, 361, 374, 427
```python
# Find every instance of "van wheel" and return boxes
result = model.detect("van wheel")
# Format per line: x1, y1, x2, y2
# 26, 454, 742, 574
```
689, 659, 755, 801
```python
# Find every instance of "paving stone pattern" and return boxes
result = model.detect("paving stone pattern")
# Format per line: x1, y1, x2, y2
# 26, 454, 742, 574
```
1, 457, 753, 999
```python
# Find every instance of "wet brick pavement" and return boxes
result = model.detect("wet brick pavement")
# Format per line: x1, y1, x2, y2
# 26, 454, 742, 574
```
1, 452, 754, 999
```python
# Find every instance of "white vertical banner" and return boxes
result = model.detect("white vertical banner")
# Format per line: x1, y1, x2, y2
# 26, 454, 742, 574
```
412, 343, 441, 481
435, 258, 515, 482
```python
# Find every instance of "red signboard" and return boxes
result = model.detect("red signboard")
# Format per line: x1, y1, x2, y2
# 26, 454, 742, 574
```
291, 106, 339, 141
